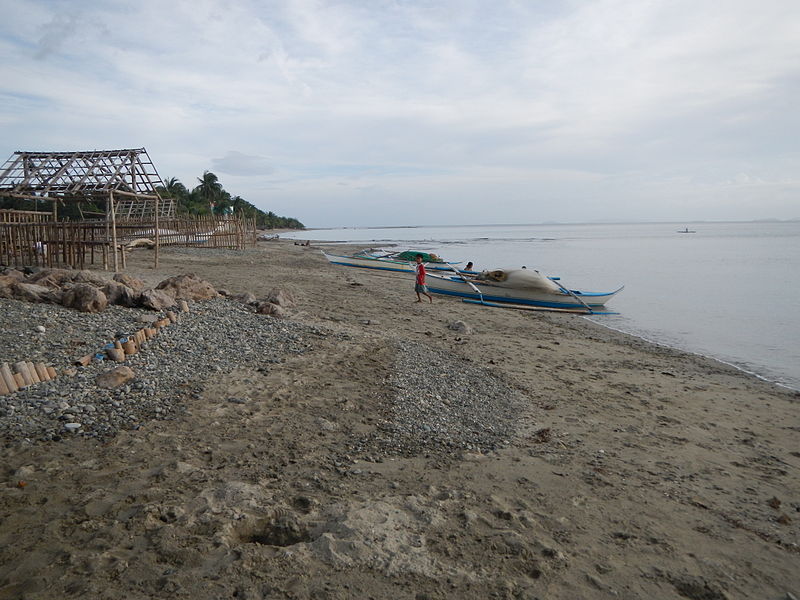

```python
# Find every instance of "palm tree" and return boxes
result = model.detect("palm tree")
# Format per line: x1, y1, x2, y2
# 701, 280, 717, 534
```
195, 171, 223, 210
162, 177, 188, 200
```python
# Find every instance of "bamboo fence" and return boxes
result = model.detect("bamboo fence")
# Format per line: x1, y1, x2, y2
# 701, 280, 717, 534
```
1, 215, 255, 270
1, 209, 54, 223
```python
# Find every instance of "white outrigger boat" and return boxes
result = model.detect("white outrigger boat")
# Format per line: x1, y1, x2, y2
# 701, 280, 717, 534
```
322, 250, 466, 274
425, 268, 623, 312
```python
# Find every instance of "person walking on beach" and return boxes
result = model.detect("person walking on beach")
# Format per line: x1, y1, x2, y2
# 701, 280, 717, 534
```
414, 254, 433, 303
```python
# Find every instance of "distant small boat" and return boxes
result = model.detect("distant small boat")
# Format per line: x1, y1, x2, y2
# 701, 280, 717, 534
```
678, 227, 696, 233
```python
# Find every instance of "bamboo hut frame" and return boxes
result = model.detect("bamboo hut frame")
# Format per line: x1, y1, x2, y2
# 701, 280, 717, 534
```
0, 148, 173, 268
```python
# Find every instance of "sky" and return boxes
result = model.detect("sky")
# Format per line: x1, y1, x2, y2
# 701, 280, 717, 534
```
1, 0, 798, 227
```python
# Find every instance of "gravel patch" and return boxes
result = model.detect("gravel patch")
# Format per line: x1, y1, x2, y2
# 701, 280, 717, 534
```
359, 340, 522, 458
0, 298, 332, 444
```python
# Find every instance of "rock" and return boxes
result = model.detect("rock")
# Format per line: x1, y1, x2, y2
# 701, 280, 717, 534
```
27, 268, 76, 288
139, 288, 175, 310
0, 276, 16, 299
256, 302, 288, 318
64, 423, 82, 432
137, 314, 159, 324
265, 288, 295, 308
14, 282, 63, 303
62, 284, 108, 313
95, 366, 135, 389
73, 270, 108, 287
35, 325, 46, 333
231, 292, 257, 305
155, 273, 218, 300
113, 272, 146, 292
103, 280, 139, 307
449, 320, 473, 334
0, 268, 25, 281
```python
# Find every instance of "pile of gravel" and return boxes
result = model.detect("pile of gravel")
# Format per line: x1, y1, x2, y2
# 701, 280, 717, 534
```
0, 298, 331, 444
359, 340, 522, 458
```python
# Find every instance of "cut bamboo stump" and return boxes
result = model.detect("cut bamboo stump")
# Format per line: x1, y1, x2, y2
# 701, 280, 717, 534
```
34, 363, 49, 382
14, 362, 33, 387
26, 361, 40, 384
1, 363, 18, 393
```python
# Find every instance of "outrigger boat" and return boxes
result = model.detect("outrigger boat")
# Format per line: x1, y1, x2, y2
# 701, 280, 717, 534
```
424, 268, 623, 311
322, 250, 466, 274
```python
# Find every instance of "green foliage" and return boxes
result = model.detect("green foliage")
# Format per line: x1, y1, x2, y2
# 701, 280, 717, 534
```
157, 172, 304, 229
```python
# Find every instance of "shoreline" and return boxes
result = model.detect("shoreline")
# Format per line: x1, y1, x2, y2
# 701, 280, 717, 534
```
1, 239, 798, 599
293, 229, 800, 392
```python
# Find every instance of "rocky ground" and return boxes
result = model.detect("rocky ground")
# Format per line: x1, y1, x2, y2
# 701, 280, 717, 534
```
0, 240, 798, 599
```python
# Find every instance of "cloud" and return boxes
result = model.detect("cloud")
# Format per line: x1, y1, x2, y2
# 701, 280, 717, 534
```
211, 151, 275, 176
0, 0, 799, 225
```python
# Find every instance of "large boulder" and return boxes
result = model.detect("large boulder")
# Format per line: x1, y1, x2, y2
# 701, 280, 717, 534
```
264, 288, 295, 308
10, 282, 62, 303
0, 268, 25, 281
139, 288, 175, 310
230, 291, 257, 305
113, 272, 146, 292
103, 280, 140, 307
28, 268, 78, 289
73, 270, 108, 287
256, 302, 288, 318
155, 273, 218, 300
0, 276, 17, 298
62, 284, 108, 313
96, 366, 135, 389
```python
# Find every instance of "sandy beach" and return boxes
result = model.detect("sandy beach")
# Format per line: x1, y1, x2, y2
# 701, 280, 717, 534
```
1, 239, 798, 599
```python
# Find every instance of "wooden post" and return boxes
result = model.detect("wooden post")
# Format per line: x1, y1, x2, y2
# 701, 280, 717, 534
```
110, 189, 119, 272
154, 194, 160, 268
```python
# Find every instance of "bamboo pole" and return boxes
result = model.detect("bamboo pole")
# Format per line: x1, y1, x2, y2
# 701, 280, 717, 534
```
110, 189, 119, 271
154, 193, 160, 268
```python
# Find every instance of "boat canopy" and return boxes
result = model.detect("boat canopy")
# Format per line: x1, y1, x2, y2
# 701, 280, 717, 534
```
476, 269, 562, 293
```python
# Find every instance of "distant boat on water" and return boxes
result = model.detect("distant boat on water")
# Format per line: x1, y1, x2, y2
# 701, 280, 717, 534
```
677, 227, 696, 233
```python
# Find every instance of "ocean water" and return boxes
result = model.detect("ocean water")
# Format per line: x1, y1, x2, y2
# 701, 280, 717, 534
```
285, 222, 800, 390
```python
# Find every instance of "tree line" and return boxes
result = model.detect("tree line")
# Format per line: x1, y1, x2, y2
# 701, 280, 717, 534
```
0, 170, 305, 230
158, 171, 304, 229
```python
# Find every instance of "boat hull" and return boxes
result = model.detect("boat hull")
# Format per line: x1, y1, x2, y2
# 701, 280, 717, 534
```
425, 274, 622, 309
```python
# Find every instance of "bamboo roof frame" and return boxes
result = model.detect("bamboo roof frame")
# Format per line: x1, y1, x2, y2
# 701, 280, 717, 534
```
0, 147, 174, 219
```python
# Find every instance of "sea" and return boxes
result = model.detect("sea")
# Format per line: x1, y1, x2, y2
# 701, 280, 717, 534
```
283, 222, 800, 391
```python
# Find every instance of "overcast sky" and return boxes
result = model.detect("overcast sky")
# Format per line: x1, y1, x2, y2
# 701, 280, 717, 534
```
1, 0, 798, 227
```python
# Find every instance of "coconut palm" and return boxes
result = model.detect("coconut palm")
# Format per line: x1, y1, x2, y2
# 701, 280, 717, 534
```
195, 171, 223, 210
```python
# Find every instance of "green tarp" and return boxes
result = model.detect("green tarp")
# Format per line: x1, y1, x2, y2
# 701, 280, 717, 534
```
395, 251, 443, 263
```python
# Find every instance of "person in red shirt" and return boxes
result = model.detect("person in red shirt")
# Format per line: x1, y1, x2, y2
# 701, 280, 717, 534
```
414, 254, 433, 303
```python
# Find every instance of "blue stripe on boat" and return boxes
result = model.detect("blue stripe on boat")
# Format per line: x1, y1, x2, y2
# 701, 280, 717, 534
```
426, 286, 611, 309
